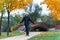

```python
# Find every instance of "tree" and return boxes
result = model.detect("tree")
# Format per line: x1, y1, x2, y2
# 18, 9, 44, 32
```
0, 0, 32, 36
0, 0, 5, 36
40, 0, 60, 20
5, 0, 32, 36
25, 4, 42, 21
0, 11, 4, 36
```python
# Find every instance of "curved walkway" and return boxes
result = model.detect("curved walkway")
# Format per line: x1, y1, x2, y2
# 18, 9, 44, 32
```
0, 32, 40, 40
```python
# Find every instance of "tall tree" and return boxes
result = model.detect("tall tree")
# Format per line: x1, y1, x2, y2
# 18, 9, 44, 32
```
6, 0, 32, 36
25, 4, 42, 21
0, 0, 32, 36
0, 0, 5, 36
0, 11, 4, 36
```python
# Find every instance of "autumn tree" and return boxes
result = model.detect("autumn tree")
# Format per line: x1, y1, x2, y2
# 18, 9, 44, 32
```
0, 0, 5, 36
0, 0, 32, 36
40, 0, 60, 20
30, 4, 42, 22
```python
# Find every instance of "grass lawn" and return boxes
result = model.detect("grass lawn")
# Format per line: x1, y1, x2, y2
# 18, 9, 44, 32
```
28, 29, 60, 40
0, 31, 25, 39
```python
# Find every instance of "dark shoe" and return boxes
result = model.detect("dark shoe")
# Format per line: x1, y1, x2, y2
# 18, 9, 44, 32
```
26, 34, 29, 36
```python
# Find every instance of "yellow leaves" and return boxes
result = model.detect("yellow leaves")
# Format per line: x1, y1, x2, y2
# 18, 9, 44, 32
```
11, 27, 14, 32
40, 2, 45, 5
7, 0, 32, 11
40, 32, 47, 36
51, 10, 59, 20
57, 14, 60, 20
0, 5, 4, 10
23, 1, 28, 7
40, 0, 60, 20
0, 0, 5, 10
26, 0, 32, 4
0, 0, 32, 11
0, 0, 5, 4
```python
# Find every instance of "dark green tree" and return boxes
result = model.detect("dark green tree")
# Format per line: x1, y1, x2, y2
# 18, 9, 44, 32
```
25, 4, 42, 22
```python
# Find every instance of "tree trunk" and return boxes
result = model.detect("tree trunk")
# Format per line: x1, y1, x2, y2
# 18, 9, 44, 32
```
0, 13, 3, 36
7, 10, 10, 36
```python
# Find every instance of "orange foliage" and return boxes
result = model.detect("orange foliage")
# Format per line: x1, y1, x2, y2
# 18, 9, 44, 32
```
40, 0, 60, 20
0, 0, 32, 11
8, 0, 32, 11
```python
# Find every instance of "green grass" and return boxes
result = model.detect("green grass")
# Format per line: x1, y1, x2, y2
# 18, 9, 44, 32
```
28, 29, 60, 40
0, 31, 25, 39
28, 32, 60, 40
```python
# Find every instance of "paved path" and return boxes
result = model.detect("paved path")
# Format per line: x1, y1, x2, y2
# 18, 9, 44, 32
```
0, 32, 40, 40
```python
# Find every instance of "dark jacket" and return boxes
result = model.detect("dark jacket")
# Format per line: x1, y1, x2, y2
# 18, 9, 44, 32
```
20, 16, 34, 26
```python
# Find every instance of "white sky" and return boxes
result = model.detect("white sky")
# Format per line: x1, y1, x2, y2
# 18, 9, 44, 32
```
0, 0, 50, 17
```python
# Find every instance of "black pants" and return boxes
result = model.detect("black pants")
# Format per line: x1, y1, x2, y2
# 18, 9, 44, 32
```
25, 25, 30, 35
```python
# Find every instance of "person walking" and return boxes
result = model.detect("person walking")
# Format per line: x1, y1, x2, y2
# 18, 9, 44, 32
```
20, 13, 34, 36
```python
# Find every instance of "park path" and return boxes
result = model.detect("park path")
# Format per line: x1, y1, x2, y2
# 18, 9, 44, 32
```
0, 32, 40, 40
